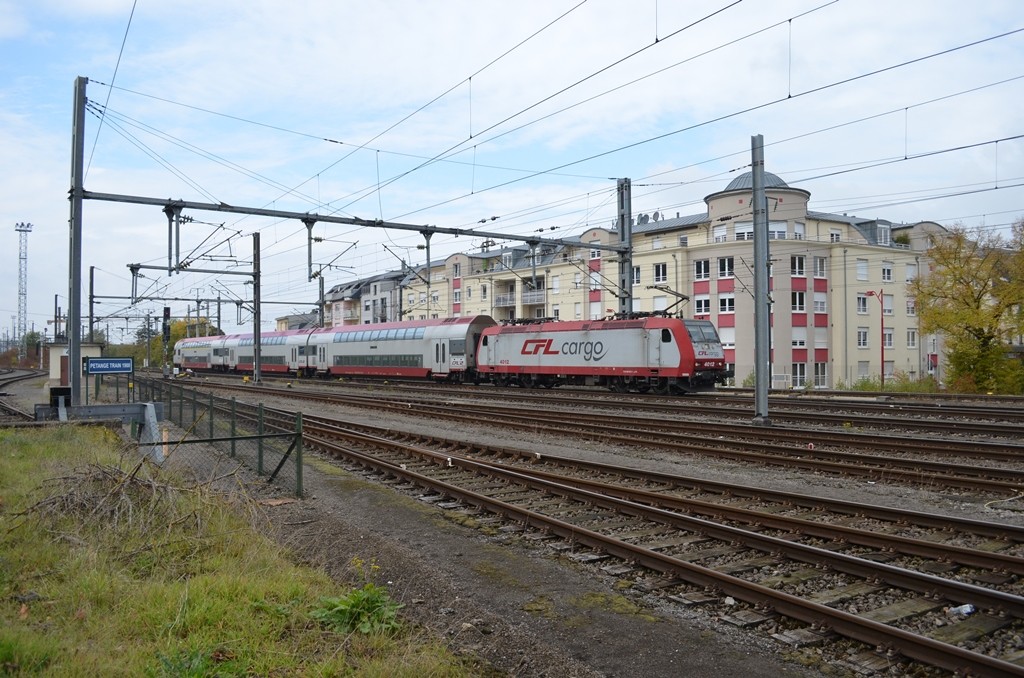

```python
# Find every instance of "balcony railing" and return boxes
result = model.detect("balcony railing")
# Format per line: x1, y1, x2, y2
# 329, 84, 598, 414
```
494, 293, 516, 307
521, 289, 546, 305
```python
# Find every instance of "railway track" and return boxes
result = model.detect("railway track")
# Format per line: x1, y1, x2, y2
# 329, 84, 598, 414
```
0, 369, 44, 424
211, 396, 1024, 676
189, 373, 1024, 436
176, 379, 1024, 494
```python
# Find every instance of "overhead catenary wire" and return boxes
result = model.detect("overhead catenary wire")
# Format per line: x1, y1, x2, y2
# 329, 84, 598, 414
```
83, 5, 1024, 331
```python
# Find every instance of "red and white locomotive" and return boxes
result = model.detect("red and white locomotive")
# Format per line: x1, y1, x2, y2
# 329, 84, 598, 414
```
173, 314, 728, 393
477, 316, 726, 394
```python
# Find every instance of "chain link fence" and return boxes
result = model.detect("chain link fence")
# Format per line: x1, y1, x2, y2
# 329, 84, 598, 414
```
111, 376, 304, 497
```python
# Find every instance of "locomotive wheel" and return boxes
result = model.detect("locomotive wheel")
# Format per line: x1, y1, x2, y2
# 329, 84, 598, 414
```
652, 378, 671, 395
610, 377, 628, 393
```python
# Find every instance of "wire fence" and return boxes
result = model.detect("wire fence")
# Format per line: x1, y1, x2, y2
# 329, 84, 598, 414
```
111, 375, 304, 497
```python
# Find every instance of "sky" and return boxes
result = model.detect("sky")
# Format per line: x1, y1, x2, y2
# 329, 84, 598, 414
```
1, 0, 1022, 342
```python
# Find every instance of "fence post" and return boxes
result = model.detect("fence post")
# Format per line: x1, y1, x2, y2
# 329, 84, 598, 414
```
230, 397, 237, 458
177, 384, 184, 424
166, 382, 171, 423
294, 410, 303, 498
115, 376, 120, 402
257, 403, 265, 475
209, 392, 214, 440
191, 388, 197, 428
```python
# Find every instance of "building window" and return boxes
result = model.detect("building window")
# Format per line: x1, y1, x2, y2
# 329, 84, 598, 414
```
906, 298, 916, 316
590, 240, 601, 259
858, 361, 870, 378
652, 237, 663, 250
654, 263, 668, 283
791, 363, 807, 388
552, 304, 560, 319
452, 263, 461, 278
857, 327, 869, 348
695, 259, 710, 280
793, 222, 805, 240
718, 327, 735, 348
830, 229, 842, 243
713, 224, 727, 243
856, 259, 868, 280
719, 293, 735, 313
813, 292, 827, 313
694, 296, 710, 315
481, 285, 487, 300
882, 294, 893, 315
768, 221, 787, 240
905, 262, 918, 282
791, 291, 805, 312
407, 293, 415, 305
718, 257, 734, 278
574, 302, 582, 319
792, 326, 807, 347
857, 295, 869, 314
881, 261, 893, 282
465, 286, 472, 300
551, 276, 560, 294
907, 329, 917, 348
453, 290, 461, 303
632, 266, 641, 285
734, 222, 753, 240
814, 257, 827, 278
501, 253, 513, 269
883, 327, 893, 349
419, 292, 427, 303
815, 327, 828, 348
589, 271, 600, 291
814, 362, 828, 388
877, 223, 891, 246
791, 255, 805, 277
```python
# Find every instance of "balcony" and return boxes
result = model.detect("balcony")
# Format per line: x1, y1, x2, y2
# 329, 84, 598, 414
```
521, 289, 546, 305
494, 293, 516, 308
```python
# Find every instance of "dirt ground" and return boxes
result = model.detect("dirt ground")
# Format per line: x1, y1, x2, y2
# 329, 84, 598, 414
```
10, 379, 1023, 677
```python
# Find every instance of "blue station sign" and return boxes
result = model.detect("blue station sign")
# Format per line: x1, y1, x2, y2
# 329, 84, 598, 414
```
87, 357, 135, 374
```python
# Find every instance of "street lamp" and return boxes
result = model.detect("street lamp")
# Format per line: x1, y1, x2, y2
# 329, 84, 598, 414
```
865, 289, 884, 390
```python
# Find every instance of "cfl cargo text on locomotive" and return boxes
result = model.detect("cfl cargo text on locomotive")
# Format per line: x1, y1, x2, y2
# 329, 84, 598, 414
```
173, 314, 729, 394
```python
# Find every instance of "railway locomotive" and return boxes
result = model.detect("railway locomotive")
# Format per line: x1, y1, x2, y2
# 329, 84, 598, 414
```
173, 313, 728, 393
477, 316, 726, 394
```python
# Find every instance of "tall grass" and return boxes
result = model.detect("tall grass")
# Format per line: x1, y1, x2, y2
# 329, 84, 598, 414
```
0, 426, 469, 677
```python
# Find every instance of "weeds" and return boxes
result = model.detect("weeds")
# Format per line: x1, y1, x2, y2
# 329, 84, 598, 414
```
0, 427, 466, 676
311, 557, 403, 635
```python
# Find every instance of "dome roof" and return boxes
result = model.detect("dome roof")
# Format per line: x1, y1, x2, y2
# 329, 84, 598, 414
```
723, 171, 789, 192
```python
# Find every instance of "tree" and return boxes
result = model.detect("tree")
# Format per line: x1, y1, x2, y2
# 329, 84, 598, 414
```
910, 220, 1024, 393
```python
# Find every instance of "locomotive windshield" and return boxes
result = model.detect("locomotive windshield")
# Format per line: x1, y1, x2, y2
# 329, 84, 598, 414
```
684, 319, 721, 343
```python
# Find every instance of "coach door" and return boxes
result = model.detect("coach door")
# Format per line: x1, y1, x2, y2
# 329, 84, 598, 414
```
432, 340, 448, 375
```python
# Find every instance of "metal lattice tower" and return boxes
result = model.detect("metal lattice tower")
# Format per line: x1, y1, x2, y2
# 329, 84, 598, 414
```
15, 222, 32, 360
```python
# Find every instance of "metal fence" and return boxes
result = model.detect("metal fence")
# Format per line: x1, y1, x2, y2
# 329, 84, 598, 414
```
113, 376, 304, 497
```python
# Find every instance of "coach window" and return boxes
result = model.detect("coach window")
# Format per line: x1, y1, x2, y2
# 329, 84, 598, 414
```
661, 329, 672, 343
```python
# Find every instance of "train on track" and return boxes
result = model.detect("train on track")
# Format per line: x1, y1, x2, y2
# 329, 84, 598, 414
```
173, 314, 729, 394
